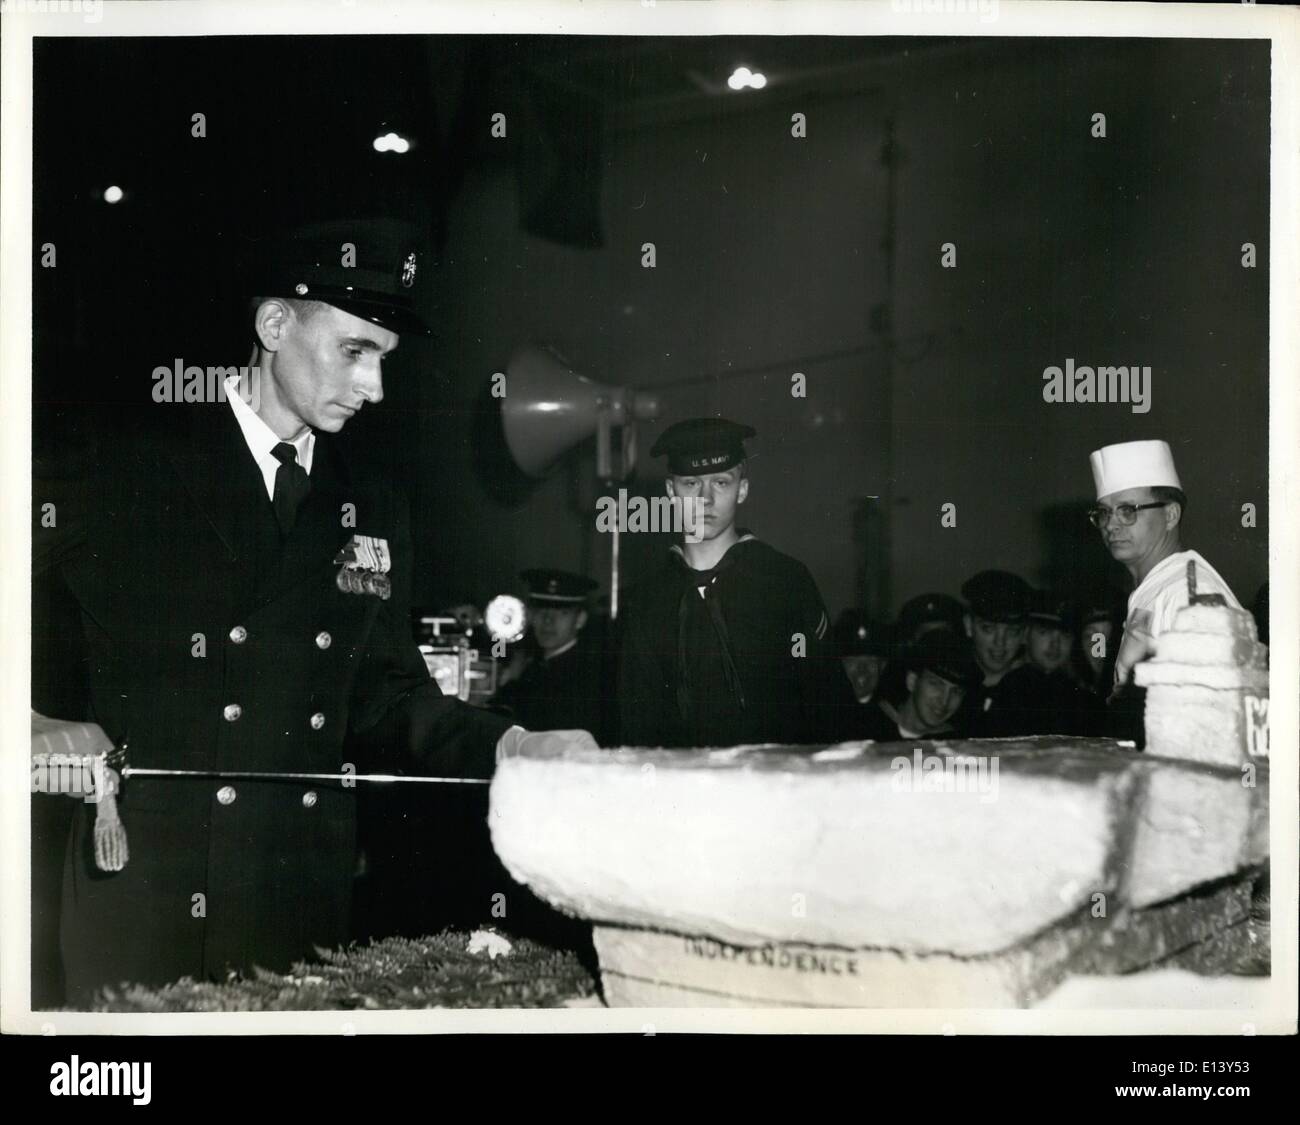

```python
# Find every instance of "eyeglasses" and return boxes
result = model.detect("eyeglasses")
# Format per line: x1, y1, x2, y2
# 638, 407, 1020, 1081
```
1087, 501, 1169, 529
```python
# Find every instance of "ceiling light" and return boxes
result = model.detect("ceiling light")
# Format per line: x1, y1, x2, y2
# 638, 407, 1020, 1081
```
372, 132, 411, 154
727, 66, 766, 91
727, 66, 752, 90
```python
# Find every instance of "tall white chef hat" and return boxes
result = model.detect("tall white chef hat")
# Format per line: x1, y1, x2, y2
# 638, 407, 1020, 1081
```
1090, 439, 1182, 500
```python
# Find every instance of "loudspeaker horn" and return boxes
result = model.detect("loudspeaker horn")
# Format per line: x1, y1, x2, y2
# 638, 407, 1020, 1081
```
502, 344, 659, 480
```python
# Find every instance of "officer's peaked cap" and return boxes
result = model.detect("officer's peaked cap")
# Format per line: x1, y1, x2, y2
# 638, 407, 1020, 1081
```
521, 568, 597, 607
246, 217, 432, 337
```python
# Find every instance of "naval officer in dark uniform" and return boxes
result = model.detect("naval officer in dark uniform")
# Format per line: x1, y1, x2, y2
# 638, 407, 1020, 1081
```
34, 220, 569, 1004
617, 418, 857, 748
492, 568, 612, 743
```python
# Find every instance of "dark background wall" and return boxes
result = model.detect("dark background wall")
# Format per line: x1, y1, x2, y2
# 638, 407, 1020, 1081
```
33, 35, 1270, 622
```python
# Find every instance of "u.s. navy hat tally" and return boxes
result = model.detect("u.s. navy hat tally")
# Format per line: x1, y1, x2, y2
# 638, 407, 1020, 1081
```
650, 418, 756, 475
521, 568, 598, 608
247, 217, 433, 337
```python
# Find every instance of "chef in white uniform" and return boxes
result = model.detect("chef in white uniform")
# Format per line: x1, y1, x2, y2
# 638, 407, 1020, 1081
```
1088, 439, 1241, 690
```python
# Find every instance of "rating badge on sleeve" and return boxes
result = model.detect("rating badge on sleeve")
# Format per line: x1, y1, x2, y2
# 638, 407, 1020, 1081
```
334, 534, 393, 600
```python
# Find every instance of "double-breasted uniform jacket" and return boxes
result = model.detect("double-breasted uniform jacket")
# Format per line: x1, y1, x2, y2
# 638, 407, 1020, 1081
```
36, 403, 510, 1002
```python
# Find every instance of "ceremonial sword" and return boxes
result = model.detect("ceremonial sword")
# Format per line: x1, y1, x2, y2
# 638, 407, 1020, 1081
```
89, 735, 491, 786
117, 767, 490, 785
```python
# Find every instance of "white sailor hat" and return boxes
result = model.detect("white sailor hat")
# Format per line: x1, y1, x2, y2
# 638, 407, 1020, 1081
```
1090, 439, 1182, 500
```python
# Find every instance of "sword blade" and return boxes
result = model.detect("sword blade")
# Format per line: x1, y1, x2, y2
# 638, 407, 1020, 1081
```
121, 767, 489, 785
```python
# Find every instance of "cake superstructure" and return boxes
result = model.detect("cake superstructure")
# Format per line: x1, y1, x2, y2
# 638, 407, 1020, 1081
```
1134, 597, 1269, 766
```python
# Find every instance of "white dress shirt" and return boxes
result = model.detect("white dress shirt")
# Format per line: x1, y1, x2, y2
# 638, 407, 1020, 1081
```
224, 374, 315, 500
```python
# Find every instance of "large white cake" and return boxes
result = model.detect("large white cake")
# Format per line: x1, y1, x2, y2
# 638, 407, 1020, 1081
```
489, 737, 1268, 1006
488, 573, 1270, 1009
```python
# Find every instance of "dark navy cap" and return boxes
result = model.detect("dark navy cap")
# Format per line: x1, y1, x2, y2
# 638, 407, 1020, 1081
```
246, 217, 432, 337
896, 593, 965, 641
1029, 589, 1078, 630
650, 418, 755, 475
521, 568, 598, 608
832, 610, 894, 658
906, 629, 981, 690
961, 570, 1031, 624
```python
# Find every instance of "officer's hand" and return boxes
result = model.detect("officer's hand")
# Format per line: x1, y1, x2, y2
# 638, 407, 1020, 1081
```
31, 754, 120, 800
31, 714, 117, 799
495, 726, 599, 763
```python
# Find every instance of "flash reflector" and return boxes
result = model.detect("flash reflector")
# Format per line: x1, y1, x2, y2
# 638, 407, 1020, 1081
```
486, 595, 527, 643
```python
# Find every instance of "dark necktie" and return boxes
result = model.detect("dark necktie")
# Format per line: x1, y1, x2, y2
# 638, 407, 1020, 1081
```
271, 441, 311, 536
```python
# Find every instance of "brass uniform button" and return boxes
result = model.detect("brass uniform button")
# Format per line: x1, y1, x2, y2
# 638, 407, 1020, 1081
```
315, 631, 332, 650
223, 703, 242, 722
309, 712, 326, 730
301, 790, 318, 809
216, 785, 237, 806
229, 625, 248, 644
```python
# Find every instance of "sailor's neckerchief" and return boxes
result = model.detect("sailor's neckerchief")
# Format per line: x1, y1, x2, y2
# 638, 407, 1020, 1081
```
669, 532, 757, 724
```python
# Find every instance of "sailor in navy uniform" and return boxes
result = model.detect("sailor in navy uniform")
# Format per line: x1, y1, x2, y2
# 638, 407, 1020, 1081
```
832, 611, 898, 739
1020, 590, 1107, 736
952, 569, 1043, 738
617, 418, 857, 748
832, 611, 893, 707
492, 569, 612, 743
857, 629, 981, 742
33, 219, 565, 1003
875, 591, 966, 709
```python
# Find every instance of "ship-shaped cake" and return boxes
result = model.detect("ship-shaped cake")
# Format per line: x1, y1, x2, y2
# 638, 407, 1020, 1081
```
487, 559, 1270, 1008
1134, 560, 1269, 766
